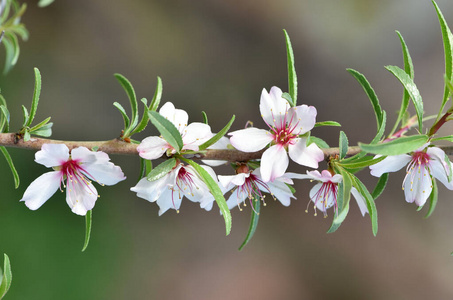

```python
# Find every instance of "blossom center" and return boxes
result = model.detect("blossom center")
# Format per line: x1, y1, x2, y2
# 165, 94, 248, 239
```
402, 151, 432, 193
234, 173, 274, 213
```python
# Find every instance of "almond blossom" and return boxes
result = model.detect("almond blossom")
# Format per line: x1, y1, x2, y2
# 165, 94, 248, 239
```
300, 170, 368, 217
369, 145, 453, 207
217, 165, 298, 211
137, 102, 212, 160
131, 162, 218, 215
229, 86, 324, 182
20, 144, 126, 216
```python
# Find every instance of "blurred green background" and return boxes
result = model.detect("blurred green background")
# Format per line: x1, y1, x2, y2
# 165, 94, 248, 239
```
2, 0, 453, 299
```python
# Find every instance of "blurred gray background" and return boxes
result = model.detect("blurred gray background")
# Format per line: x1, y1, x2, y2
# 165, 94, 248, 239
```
2, 0, 453, 299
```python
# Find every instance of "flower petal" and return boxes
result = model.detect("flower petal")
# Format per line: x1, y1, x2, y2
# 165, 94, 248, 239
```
159, 102, 189, 134
137, 136, 169, 160
260, 145, 289, 182
66, 180, 98, 216
427, 147, 453, 190
309, 183, 336, 212
403, 167, 432, 206
225, 189, 248, 210
265, 179, 295, 206
20, 171, 61, 210
369, 154, 411, 177
131, 170, 175, 203
35, 144, 69, 168
182, 122, 212, 151
259, 87, 290, 127
351, 187, 368, 216
288, 138, 324, 169
293, 104, 317, 135
218, 173, 248, 189
229, 127, 273, 152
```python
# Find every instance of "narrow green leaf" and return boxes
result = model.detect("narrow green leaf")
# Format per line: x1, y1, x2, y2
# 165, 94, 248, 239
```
23, 131, 30, 142
371, 173, 389, 200
314, 121, 341, 127
21, 105, 29, 127
390, 31, 414, 136
339, 131, 348, 159
0, 106, 10, 133
201, 111, 208, 124
433, 0, 453, 118
281, 92, 295, 107
351, 174, 378, 236
149, 76, 163, 112
113, 102, 130, 130
371, 110, 387, 144
340, 155, 386, 170
38, 0, 55, 7
139, 158, 153, 182
0, 254, 12, 299
29, 116, 51, 132
26, 68, 42, 127
238, 197, 260, 251
431, 135, 453, 142
327, 169, 352, 233
114, 74, 138, 134
385, 65, 424, 132
81, 210, 92, 252
2, 34, 14, 74
181, 158, 232, 235
283, 30, 297, 106
347, 69, 383, 129
199, 115, 235, 150
307, 136, 329, 149
359, 135, 429, 156
424, 179, 438, 218
1, 147, 20, 188
148, 111, 183, 153
130, 98, 149, 135
147, 158, 176, 181
31, 123, 52, 137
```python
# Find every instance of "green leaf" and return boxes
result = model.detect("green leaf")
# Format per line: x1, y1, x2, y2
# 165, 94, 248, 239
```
433, 0, 453, 118
114, 74, 138, 135
359, 135, 429, 156
149, 76, 163, 112
340, 155, 386, 170
424, 179, 438, 218
38, 0, 55, 7
23, 131, 30, 142
314, 121, 341, 127
201, 111, 208, 124
351, 174, 378, 236
339, 131, 348, 159
25, 68, 42, 127
0, 105, 10, 133
29, 116, 51, 132
148, 110, 183, 153
31, 123, 52, 137
147, 158, 176, 181
130, 98, 149, 135
371, 110, 387, 144
307, 136, 329, 149
0, 254, 12, 299
139, 158, 152, 182
238, 197, 260, 251
113, 102, 130, 130
21, 105, 29, 128
181, 158, 232, 235
281, 92, 294, 107
0, 147, 19, 189
283, 30, 297, 106
199, 115, 235, 150
371, 173, 389, 200
390, 31, 414, 136
429, 135, 453, 142
347, 68, 383, 130
385, 65, 424, 132
81, 210, 92, 252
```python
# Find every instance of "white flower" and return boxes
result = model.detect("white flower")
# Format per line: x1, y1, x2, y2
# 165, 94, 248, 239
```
20, 144, 126, 216
369, 145, 453, 206
300, 170, 368, 217
131, 162, 218, 215
137, 102, 212, 160
229, 86, 324, 182
218, 166, 298, 211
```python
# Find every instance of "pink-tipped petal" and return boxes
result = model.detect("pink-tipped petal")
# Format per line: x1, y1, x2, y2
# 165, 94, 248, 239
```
20, 171, 61, 210
260, 145, 289, 182
288, 138, 324, 169
35, 144, 69, 168
229, 127, 273, 152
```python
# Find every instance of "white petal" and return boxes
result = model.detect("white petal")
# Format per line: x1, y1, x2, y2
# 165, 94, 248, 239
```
351, 187, 368, 216
137, 136, 169, 160
225, 190, 248, 210
35, 144, 69, 168
265, 179, 295, 206
180, 165, 210, 202
66, 178, 98, 216
81, 161, 126, 186
156, 188, 181, 216
369, 154, 411, 177
182, 122, 213, 150
20, 171, 61, 210
427, 147, 453, 190
293, 105, 317, 134
229, 128, 273, 152
309, 183, 335, 212
218, 173, 247, 189
403, 167, 432, 206
131, 171, 175, 203
71, 147, 108, 164
260, 145, 289, 182
288, 138, 324, 169
259, 87, 290, 127
159, 102, 189, 134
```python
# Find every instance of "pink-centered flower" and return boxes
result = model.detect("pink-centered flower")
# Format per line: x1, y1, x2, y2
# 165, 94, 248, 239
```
369, 145, 453, 206
137, 102, 213, 160
217, 166, 298, 211
20, 144, 126, 216
131, 163, 218, 215
229, 86, 324, 182
300, 170, 368, 217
